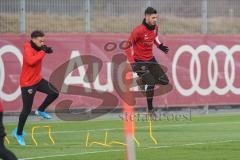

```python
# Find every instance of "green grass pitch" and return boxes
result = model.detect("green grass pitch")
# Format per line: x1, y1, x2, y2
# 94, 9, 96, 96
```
3, 113, 240, 160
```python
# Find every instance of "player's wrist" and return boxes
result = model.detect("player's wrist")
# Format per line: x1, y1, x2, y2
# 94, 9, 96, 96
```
158, 43, 169, 54
41, 45, 53, 54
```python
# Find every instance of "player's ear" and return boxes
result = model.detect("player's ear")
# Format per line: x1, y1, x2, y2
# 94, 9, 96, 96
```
145, 14, 149, 18
145, 14, 149, 21
31, 38, 36, 43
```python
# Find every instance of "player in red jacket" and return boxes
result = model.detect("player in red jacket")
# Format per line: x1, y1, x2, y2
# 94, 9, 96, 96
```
125, 7, 169, 118
12, 30, 59, 146
0, 101, 18, 160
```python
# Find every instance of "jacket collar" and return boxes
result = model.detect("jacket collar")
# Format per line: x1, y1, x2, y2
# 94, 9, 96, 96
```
142, 18, 155, 30
30, 40, 41, 51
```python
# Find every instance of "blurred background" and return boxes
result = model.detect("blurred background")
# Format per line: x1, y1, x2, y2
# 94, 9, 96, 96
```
1, 0, 240, 34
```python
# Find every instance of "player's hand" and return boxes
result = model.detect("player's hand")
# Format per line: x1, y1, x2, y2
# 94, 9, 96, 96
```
41, 45, 53, 54
158, 43, 169, 54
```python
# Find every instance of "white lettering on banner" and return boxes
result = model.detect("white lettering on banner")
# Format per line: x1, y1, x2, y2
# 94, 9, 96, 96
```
62, 50, 91, 93
93, 63, 113, 92
62, 50, 114, 93
0, 45, 22, 101
172, 45, 240, 96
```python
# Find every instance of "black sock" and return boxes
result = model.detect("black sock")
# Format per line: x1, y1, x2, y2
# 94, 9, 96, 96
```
146, 85, 155, 111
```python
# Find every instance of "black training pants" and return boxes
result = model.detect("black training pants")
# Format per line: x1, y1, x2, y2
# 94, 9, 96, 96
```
17, 79, 59, 135
133, 57, 169, 110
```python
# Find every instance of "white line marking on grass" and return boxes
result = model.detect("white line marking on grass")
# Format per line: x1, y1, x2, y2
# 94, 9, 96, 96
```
143, 139, 239, 150
32, 121, 240, 135
19, 139, 240, 160
19, 149, 124, 160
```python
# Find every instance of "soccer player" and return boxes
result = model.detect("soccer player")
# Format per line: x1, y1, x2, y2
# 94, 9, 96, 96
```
125, 7, 169, 117
12, 30, 59, 146
0, 101, 18, 160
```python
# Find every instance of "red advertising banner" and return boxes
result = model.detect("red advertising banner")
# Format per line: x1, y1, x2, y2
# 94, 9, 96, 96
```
1, 33, 240, 112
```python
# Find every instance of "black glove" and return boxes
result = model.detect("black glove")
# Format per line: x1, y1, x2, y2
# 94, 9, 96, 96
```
158, 43, 169, 54
41, 45, 53, 54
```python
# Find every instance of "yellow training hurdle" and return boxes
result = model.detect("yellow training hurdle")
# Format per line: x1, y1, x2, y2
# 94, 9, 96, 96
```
31, 125, 55, 146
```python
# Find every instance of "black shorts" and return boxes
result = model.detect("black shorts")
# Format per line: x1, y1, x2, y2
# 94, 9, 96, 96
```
132, 57, 169, 85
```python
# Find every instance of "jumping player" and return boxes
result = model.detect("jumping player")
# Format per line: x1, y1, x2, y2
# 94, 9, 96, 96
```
125, 7, 169, 117
12, 30, 59, 146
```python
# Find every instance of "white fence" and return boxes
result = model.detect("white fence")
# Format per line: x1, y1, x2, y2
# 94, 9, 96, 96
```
0, 0, 239, 34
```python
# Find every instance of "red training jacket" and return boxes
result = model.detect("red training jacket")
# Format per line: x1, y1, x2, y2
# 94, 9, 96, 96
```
20, 41, 46, 87
125, 23, 160, 63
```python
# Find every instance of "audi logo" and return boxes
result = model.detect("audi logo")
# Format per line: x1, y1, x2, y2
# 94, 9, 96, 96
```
172, 45, 240, 96
0, 45, 22, 101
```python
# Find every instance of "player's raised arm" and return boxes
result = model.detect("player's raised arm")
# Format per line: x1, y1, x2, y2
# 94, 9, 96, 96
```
23, 43, 46, 66
24, 31, 53, 66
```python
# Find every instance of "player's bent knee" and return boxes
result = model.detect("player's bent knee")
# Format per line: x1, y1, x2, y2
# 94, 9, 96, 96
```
54, 92, 59, 99
49, 92, 59, 101
159, 80, 169, 85
156, 74, 169, 85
